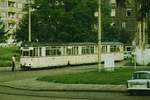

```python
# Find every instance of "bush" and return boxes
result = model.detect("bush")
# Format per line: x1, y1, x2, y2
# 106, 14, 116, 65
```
0, 46, 19, 67
0, 60, 12, 67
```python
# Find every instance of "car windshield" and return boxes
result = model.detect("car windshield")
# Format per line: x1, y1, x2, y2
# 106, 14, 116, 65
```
133, 73, 150, 79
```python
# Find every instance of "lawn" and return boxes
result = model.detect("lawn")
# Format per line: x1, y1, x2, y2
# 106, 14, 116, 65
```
0, 46, 20, 67
37, 67, 141, 85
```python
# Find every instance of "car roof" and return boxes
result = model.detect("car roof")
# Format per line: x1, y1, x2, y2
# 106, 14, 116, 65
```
134, 71, 150, 74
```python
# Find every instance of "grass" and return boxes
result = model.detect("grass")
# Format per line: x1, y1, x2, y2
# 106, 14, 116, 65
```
37, 67, 139, 85
0, 46, 20, 67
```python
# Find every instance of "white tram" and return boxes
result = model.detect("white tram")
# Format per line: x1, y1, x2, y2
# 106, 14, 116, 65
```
20, 42, 124, 70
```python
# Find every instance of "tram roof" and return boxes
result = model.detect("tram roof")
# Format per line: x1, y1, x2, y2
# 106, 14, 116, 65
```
21, 42, 123, 47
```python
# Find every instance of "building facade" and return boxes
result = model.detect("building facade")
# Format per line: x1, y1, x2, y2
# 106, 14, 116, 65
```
110, 0, 150, 45
0, 0, 27, 43
110, 0, 137, 42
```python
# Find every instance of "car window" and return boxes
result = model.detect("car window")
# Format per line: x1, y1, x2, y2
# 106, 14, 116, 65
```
133, 73, 150, 79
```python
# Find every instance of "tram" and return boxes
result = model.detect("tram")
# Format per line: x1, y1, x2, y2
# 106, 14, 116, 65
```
20, 42, 124, 70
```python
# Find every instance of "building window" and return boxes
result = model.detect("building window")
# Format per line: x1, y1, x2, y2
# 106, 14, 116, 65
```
18, 3, 22, 8
18, 13, 22, 18
18, 9, 22, 12
8, 1, 16, 8
8, 23, 16, 29
1, 12, 6, 17
127, 0, 132, 5
111, 9, 116, 17
110, 0, 116, 4
126, 9, 132, 16
110, 22, 115, 26
122, 22, 126, 28
1, 1, 6, 8
8, 12, 16, 18
18, 0, 22, 3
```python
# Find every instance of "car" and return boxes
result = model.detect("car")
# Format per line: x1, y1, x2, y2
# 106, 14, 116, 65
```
127, 71, 150, 95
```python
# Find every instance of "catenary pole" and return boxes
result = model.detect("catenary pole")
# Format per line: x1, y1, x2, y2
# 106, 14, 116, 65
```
28, 0, 31, 42
98, 0, 102, 72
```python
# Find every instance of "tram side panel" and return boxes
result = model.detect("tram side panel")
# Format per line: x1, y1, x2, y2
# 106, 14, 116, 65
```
20, 53, 122, 68
21, 55, 97, 68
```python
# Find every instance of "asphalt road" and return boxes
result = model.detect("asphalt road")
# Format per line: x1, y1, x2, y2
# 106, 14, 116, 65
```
0, 86, 150, 100
0, 65, 150, 100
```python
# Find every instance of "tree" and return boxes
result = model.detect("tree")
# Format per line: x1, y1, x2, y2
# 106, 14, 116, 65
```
101, 0, 118, 42
15, 0, 98, 43
0, 19, 7, 42
101, 0, 131, 43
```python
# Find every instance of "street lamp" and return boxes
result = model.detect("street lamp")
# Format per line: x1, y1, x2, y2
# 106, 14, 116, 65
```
98, 0, 102, 72
28, 0, 31, 42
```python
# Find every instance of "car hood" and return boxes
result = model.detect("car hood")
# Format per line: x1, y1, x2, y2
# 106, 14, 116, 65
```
128, 79, 149, 83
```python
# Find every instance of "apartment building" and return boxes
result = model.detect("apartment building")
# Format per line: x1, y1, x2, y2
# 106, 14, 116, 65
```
0, 0, 27, 43
109, 0, 150, 45
109, 0, 137, 36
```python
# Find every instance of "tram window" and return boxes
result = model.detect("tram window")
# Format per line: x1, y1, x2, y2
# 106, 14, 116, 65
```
22, 51, 29, 56
34, 48, 38, 56
66, 46, 78, 55
110, 45, 120, 52
90, 46, 94, 54
30, 50, 34, 56
46, 47, 61, 56
86, 47, 90, 54
51, 47, 61, 56
82, 46, 86, 54
46, 47, 51, 56
57, 49, 61, 55
102, 46, 107, 53
66, 48, 72, 55
82, 46, 95, 55
110, 46, 116, 52
39, 48, 42, 56
116, 46, 120, 52
74, 47, 78, 55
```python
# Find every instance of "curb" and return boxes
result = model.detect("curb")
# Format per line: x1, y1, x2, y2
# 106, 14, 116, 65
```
0, 84, 127, 93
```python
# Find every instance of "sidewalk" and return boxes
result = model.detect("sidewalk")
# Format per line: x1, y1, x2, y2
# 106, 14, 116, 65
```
0, 78, 127, 92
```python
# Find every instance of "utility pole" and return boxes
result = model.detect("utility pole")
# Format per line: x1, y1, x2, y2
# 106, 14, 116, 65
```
138, 22, 142, 49
98, 0, 102, 72
143, 18, 146, 50
28, 0, 31, 42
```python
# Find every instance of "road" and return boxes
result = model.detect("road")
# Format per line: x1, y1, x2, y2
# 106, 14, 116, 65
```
0, 86, 150, 100
0, 65, 150, 100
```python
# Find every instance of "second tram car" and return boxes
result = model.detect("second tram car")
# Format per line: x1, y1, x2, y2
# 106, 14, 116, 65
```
20, 42, 124, 70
